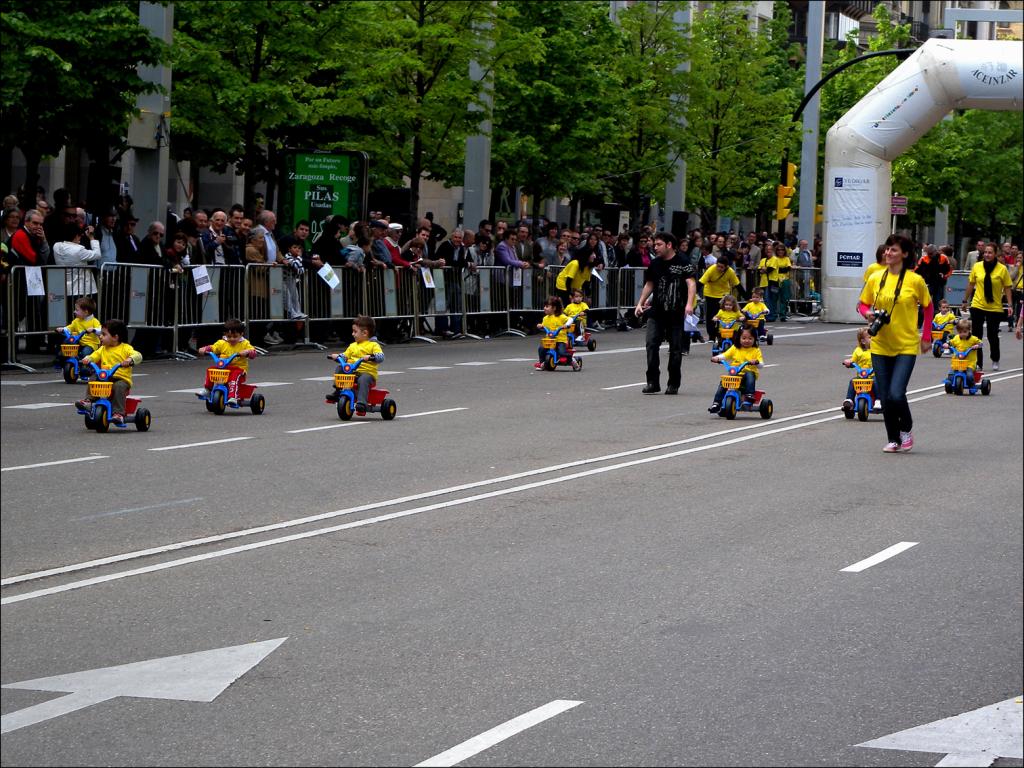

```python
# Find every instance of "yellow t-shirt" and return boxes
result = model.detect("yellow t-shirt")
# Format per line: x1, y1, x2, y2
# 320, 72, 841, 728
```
948, 334, 981, 369
65, 315, 102, 351
858, 268, 931, 356
766, 255, 792, 282
932, 311, 956, 336
742, 301, 769, 321
342, 339, 384, 380
1013, 267, 1023, 291
541, 313, 570, 343
714, 309, 743, 335
721, 345, 764, 379
555, 260, 592, 292
968, 261, 1012, 312
863, 262, 887, 284
849, 346, 873, 372
699, 265, 739, 299
83, 342, 141, 386
564, 301, 589, 322
209, 337, 255, 373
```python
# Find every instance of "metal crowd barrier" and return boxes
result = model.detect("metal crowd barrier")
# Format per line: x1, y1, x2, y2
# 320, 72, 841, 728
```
3, 264, 831, 370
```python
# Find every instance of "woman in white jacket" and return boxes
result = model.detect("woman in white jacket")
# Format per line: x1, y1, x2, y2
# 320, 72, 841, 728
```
52, 221, 101, 299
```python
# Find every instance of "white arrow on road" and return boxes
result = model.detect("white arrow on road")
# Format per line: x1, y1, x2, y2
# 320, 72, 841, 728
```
1, 637, 286, 735
857, 695, 1023, 767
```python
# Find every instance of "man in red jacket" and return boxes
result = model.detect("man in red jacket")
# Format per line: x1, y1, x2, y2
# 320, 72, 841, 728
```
915, 243, 952, 309
9, 209, 47, 266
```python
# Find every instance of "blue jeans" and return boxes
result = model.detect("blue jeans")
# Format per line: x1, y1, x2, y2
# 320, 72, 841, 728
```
539, 341, 567, 363
766, 284, 780, 321
871, 353, 916, 443
714, 371, 755, 404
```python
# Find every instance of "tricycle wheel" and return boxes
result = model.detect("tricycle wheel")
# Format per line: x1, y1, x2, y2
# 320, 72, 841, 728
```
94, 409, 110, 433
856, 399, 869, 422
571, 357, 582, 371
843, 403, 854, 419
250, 393, 266, 415
338, 398, 353, 420
586, 338, 597, 352
381, 398, 397, 420
84, 414, 97, 430
766, 333, 773, 346
543, 355, 556, 371
759, 399, 773, 420
134, 408, 151, 432
932, 344, 943, 358
944, 381, 953, 394
953, 378, 964, 396
724, 399, 737, 420
63, 362, 77, 384
980, 378, 991, 396
211, 389, 226, 415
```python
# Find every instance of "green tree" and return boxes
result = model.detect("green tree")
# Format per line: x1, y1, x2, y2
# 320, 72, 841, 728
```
681, 3, 799, 232
491, 0, 621, 227
0, 0, 165, 208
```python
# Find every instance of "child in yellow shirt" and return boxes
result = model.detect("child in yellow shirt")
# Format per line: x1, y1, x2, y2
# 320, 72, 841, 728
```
534, 295, 570, 369
56, 295, 102, 364
842, 327, 880, 411
931, 298, 957, 347
327, 314, 384, 414
198, 318, 257, 406
944, 317, 982, 380
742, 288, 770, 339
708, 327, 763, 413
564, 288, 590, 342
74, 319, 142, 425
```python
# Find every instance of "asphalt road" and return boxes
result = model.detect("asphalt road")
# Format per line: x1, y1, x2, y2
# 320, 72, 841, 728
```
2, 321, 1022, 767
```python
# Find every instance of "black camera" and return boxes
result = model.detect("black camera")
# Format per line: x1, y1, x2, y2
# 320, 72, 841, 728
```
868, 309, 890, 336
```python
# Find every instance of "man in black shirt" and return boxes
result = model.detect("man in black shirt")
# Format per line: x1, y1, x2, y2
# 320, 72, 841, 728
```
634, 232, 697, 395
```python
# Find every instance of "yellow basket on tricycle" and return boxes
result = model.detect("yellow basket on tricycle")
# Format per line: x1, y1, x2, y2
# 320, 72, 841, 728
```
720, 374, 742, 389
719, 325, 737, 340
951, 358, 970, 372
852, 378, 874, 394
541, 338, 557, 349
61, 343, 80, 357
334, 373, 356, 389
208, 368, 231, 384
88, 380, 113, 398
931, 329, 947, 341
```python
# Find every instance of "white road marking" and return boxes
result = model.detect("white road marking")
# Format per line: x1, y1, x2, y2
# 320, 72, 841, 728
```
397, 408, 467, 419
248, 381, 291, 387
72, 497, 205, 522
409, 366, 452, 370
2, 455, 109, 473
602, 382, 647, 391
840, 542, 919, 573
0, 379, 65, 386
6, 374, 1020, 591
455, 361, 497, 366
131, 394, 159, 399
413, 700, 583, 767
301, 376, 335, 382
167, 387, 205, 394
500, 358, 535, 362
762, 364, 779, 368
286, 422, 367, 434
378, 370, 403, 375
3, 402, 72, 410
148, 437, 253, 452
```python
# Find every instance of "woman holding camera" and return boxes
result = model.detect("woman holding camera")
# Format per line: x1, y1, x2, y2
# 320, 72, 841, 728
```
857, 234, 933, 453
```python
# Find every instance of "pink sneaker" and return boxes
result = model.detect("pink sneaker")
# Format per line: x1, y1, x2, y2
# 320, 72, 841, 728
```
900, 431, 914, 452
882, 442, 901, 453
533, 362, 544, 370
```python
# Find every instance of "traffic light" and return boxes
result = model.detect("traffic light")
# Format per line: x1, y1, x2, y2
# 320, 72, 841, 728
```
775, 184, 794, 221
814, 203, 824, 223
776, 162, 796, 221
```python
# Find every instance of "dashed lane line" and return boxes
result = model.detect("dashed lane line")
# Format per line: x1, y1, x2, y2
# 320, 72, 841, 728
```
1, 455, 109, 473
148, 437, 253, 452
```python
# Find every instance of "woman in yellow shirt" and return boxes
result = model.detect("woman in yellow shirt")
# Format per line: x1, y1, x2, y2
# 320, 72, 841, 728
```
764, 241, 792, 322
857, 234, 932, 453
962, 242, 1013, 371
699, 255, 739, 343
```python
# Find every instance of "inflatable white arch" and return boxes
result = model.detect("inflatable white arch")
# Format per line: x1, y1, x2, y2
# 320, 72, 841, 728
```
822, 38, 1023, 322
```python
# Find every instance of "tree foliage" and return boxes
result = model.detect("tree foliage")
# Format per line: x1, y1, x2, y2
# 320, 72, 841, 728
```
0, 0, 165, 206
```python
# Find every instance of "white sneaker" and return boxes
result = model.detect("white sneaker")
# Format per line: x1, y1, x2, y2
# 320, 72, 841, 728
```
992, 362, 999, 371
227, 396, 240, 407
842, 398, 853, 411
200, 387, 210, 398
873, 400, 882, 410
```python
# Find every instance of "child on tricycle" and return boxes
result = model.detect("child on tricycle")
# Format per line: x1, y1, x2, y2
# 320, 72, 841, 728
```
931, 298, 957, 357
842, 327, 882, 418
326, 314, 386, 416
943, 317, 989, 396
712, 294, 743, 356
564, 288, 596, 351
534, 296, 581, 371
707, 326, 772, 419
742, 287, 772, 345
73, 318, 143, 428
198, 318, 258, 407
55, 296, 102, 383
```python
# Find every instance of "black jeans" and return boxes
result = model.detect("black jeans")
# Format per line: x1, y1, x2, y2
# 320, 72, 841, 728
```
969, 306, 1002, 369
871, 352, 916, 443
705, 296, 721, 341
645, 312, 685, 390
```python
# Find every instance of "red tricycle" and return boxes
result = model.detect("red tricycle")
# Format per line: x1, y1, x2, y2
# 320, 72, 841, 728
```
326, 357, 397, 420
197, 351, 266, 415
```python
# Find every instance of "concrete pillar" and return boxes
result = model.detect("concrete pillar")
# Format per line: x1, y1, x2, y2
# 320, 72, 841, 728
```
663, 2, 692, 234
796, 0, 824, 248
130, 2, 172, 230
462, 5, 495, 233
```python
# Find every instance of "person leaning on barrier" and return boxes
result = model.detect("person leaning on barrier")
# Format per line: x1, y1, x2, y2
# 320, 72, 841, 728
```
52, 220, 101, 299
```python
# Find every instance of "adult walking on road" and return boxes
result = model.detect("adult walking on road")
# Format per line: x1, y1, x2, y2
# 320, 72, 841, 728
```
634, 232, 696, 395
962, 242, 1013, 371
858, 234, 933, 454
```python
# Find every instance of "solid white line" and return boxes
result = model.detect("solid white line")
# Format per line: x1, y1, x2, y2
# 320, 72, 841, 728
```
148, 437, 253, 452
247, 381, 292, 387
167, 387, 204, 394
455, 361, 497, 366
397, 408, 467, 419
413, 700, 583, 768
408, 366, 452, 370
2, 455, 108, 473
0, 379, 64, 386
841, 542, 919, 573
286, 422, 367, 434
1, 411, 852, 604
3, 402, 72, 410
602, 382, 647, 391
6, 373, 1019, 589
762, 364, 780, 368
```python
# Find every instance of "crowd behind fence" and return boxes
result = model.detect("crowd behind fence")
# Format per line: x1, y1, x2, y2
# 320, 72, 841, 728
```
2, 262, 840, 369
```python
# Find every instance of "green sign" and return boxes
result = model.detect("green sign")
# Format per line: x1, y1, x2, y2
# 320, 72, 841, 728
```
280, 150, 368, 240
